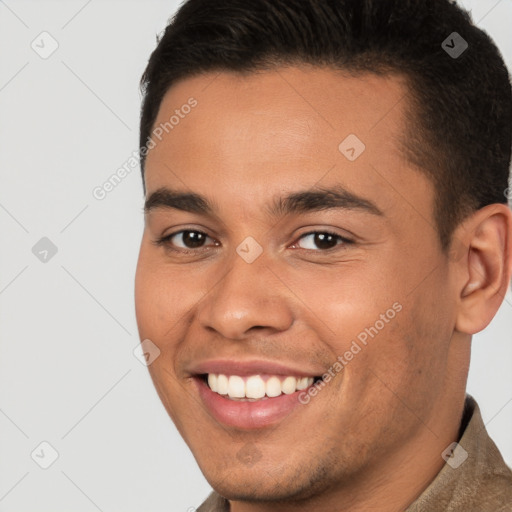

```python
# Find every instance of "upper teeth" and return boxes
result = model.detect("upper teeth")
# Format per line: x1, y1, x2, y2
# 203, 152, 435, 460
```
207, 374, 314, 399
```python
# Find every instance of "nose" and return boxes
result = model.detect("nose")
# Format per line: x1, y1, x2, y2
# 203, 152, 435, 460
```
196, 251, 294, 340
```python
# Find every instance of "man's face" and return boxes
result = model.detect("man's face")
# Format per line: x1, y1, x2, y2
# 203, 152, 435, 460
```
135, 67, 462, 501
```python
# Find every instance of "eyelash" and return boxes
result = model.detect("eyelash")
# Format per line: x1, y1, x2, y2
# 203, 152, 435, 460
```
153, 229, 354, 255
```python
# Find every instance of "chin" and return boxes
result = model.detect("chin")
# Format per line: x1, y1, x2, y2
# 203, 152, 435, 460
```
199, 458, 335, 506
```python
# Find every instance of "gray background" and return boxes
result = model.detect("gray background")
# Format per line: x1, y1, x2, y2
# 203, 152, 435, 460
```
0, 0, 511, 510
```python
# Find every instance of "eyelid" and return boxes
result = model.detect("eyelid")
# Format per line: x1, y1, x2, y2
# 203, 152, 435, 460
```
290, 230, 353, 250
153, 228, 217, 251
155, 227, 353, 254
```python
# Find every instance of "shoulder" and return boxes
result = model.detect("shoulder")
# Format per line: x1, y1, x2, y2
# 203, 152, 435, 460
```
408, 395, 512, 511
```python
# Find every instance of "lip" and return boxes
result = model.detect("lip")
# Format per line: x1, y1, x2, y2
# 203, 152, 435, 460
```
194, 375, 314, 429
188, 359, 324, 378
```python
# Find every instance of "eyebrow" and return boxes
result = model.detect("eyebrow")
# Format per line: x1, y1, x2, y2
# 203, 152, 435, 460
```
144, 185, 383, 217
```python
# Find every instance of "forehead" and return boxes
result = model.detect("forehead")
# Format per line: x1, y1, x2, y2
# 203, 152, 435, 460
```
144, 66, 432, 222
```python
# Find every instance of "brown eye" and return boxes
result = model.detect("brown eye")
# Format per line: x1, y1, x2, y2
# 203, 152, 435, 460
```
295, 231, 350, 251
178, 231, 208, 248
158, 230, 216, 250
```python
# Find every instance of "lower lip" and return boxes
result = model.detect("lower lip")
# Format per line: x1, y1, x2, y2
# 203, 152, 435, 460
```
194, 376, 311, 429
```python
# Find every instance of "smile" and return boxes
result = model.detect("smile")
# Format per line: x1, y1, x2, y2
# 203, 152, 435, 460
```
193, 371, 324, 429
205, 373, 316, 400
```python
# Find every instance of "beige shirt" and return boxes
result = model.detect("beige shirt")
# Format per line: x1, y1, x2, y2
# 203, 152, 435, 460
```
197, 395, 512, 511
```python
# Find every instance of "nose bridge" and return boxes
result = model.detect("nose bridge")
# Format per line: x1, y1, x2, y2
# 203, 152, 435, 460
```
197, 248, 294, 339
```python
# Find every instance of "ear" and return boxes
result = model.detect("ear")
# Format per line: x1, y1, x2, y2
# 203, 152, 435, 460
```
454, 203, 512, 335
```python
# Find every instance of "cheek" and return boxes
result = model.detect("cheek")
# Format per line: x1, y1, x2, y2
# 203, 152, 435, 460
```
135, 263, 157, 337
367, 293, 453, 411
135, 245, 203, 336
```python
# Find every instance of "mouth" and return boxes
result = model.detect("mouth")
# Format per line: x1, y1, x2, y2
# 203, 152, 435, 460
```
193, 372, 324, 429
200, 373, 322, 401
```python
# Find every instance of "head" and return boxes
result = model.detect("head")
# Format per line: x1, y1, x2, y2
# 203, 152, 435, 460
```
135, 0, 512, 508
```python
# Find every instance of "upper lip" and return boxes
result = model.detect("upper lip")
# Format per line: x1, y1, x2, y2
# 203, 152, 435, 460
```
188, 359, 324, 378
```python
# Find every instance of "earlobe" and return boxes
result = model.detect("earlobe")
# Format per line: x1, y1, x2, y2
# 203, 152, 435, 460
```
454, 204, 512, 334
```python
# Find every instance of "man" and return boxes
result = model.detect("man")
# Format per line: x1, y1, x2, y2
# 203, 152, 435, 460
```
134, 0, 512, 510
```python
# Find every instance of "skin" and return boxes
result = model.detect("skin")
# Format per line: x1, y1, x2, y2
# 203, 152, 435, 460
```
135, 66, 512, 511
